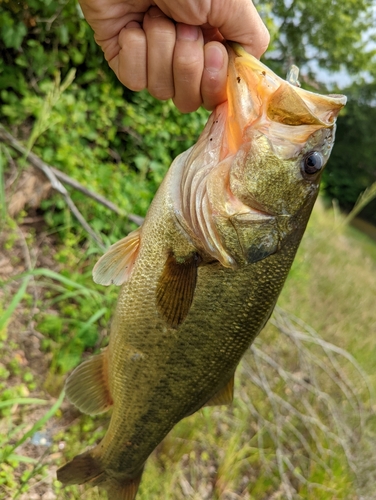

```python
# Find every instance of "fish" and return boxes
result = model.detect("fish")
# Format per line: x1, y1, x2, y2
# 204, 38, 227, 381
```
57, 43, 346, 499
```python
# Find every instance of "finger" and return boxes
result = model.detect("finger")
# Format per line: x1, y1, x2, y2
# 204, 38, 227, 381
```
79, 0, 145, 61
143, 7, 176, 100
208, 1, 270, 59
173, 23, 204, 113
201, 42, 228, 111
113, 21, 147, 91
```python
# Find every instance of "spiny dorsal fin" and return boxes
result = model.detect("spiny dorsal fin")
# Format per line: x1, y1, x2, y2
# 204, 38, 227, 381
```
204, 375, 234, 407
93, 228, 141, 286
65, 349, 113, 415
156, 253, 198, 329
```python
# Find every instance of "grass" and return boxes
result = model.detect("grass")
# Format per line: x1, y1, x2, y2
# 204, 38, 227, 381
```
1, 199, 376, 499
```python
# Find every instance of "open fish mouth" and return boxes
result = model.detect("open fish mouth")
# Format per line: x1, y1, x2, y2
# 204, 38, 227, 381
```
227, 42, 347, 127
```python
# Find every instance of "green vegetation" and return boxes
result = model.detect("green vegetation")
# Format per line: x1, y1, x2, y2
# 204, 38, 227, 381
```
323, 83, 376, 224
257, 0, 376, 223
1, 194, 376, 499
1, 0, 376, 498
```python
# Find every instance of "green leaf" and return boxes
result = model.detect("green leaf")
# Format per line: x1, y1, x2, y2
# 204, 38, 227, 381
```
1, 21, 27, 49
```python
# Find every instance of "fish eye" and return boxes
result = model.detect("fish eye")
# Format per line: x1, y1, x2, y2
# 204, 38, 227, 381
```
302, 151, 324, 175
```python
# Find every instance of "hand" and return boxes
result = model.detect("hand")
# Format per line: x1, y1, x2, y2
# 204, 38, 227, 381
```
78, 0, 270, 112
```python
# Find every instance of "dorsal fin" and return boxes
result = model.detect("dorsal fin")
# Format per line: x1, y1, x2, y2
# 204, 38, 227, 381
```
204, 375, 234, 407
156, 253, 198, 329
65, 349, 113, 415
93, 228, 141, 286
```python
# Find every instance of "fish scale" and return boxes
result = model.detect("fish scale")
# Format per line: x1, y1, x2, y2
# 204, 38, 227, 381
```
57, 43, 346, 499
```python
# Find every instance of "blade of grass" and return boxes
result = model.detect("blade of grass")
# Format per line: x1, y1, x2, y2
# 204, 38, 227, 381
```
0, 277, 31, 332
77, 307, 107, 336
0, 398, 49, 409
30, 268, 94, 290
4, 390, 65, 459
49, 289, 100, 304
343, 181, 376, 224
1, 268, 101, 298
7, 454, 38, 464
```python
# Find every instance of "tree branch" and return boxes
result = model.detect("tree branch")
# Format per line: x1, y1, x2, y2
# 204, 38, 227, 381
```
0, 125, 106, 249
0, 125, 144, 243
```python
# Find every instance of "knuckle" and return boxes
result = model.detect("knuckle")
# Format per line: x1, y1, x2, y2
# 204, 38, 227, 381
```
149, 85, 174, 101
121, 76, 146, 92
258, 25, 270, 55
118, 61, 146, 92
174, 54, 202, 74
202, 74, 222, 94
128, 82, 146, 92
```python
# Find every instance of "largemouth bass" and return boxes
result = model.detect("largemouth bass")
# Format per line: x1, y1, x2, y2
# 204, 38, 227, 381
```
57, 44, 346, 499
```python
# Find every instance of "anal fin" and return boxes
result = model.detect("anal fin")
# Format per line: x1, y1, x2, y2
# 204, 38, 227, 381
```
204, 375, 234, 407
65, 349, 112, 415
57, 449, 103, 485
156, 253, 198, 329
93, 227, 141, 286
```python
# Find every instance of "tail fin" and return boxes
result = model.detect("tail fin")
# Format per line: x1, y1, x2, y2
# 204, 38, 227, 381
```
103, 470, 143, 500
57, 449, 144, 500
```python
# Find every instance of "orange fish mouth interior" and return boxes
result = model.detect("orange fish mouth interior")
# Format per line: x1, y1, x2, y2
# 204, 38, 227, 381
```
225, 43, 346, 158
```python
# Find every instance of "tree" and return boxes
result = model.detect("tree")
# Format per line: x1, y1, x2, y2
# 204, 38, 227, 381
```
323, 82, 376, 224
257, 0, 376, 222
258, 0, 376, 81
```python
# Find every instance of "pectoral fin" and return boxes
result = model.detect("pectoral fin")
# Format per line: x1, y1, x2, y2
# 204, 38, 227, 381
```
93, 228, 141, 286
65, 349, 112, 415
204, 375, 234, 407
156, 253, 198, 328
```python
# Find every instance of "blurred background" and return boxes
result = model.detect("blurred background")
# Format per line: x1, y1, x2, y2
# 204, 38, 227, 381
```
0, 1, 376, 499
